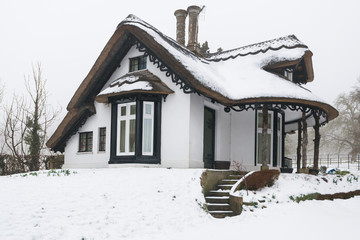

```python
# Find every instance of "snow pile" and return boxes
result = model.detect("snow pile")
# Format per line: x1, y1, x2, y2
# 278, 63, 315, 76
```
236, 171, 360, 212
1, 168, 360, 240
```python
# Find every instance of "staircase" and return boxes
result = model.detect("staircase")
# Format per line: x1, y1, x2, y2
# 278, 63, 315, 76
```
205, 173, 243, 218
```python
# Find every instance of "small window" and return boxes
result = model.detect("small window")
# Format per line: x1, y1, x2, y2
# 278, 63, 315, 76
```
284, 68, 293, 81
129, 56, 147, 72
99, 127, 106, 152
79, 132, 93, 152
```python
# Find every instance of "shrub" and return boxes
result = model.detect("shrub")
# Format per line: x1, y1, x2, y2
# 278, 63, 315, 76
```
240, 170, 280, 190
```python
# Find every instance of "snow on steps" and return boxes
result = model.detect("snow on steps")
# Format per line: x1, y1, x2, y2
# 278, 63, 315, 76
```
205, 173, 244, 218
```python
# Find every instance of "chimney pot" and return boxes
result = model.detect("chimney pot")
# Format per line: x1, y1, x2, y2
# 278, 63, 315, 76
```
174, 9, 187, 46
187, 5, 201, 53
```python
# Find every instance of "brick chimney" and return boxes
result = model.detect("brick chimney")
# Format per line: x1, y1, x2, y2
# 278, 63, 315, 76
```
187, 5, 201, 52
174, 9, 187, 46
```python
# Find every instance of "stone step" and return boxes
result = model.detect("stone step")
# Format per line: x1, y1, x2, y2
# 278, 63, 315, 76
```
221, 179, 238, 184
207, 190, 230, 196
206, 203, 232, 211
205, 196, 229, 203
217, 184, 234, 190
227, 174, 244, 180
209, 210, 237, 218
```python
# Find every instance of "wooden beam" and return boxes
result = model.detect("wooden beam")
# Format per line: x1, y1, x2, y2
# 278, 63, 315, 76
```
301, 110, 308, 169
313, 113, 320, 170
297, 121, 302, 173
261, 104, 269, 169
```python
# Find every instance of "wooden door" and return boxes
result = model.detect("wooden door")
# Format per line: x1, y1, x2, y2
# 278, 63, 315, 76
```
203, 107, 215, 168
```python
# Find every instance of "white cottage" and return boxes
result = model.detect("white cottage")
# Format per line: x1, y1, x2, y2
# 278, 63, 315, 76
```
47, 6, 338, 170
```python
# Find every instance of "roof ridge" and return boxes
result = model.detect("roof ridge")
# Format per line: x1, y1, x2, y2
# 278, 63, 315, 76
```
118, 14, 205, 62
206, 35, 308, 62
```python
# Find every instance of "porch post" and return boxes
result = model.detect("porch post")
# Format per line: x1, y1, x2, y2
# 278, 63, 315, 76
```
297, 121, 302, 173
313, 113, 320, 170
301, 110, 308, 171
261, 104, 269, 170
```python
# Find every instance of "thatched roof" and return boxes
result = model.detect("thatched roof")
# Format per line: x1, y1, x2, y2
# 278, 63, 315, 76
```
47, 14, 338, 152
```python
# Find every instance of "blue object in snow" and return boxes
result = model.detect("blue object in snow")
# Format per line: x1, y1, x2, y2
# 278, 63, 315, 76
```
328, 169, 335, 174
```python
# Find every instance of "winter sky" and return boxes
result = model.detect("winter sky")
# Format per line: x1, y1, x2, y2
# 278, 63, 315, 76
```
1, 0, 360, 133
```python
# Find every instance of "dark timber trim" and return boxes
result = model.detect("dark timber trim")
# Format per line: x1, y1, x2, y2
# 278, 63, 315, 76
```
203, 107, 216, 169
281, 111, 285, 168
273, 111, 278, 167
254, 110, 258, 166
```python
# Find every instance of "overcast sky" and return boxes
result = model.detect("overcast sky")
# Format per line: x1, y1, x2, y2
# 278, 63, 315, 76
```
1, 0, 360, 133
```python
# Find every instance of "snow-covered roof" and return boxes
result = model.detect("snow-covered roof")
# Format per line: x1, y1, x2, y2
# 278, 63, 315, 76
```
206, 35, 307, 61
120, 15, 320, 103
47, 14, 338, 152
96, 70, 174, 103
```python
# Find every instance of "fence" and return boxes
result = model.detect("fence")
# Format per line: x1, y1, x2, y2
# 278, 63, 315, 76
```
286, 154, 360, 171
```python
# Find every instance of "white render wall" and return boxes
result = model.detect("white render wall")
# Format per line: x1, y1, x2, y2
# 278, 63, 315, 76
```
64, 46, 193, 168
230, 110, 257, 171
63, 101, 111, 168
63, 46, 262, 170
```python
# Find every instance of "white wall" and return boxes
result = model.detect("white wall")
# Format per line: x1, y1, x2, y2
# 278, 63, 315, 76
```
63, 45, 265, 170
63, 101, 111, 168
146, 52, 192, 168
189, 94, 204, 168
230, 110, 256, 170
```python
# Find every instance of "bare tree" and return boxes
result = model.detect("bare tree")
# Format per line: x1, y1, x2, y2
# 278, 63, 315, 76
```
3, 94, 29, 173
321, 81, 360, 161
1, 63, 59, 174
24, 63, 59, 171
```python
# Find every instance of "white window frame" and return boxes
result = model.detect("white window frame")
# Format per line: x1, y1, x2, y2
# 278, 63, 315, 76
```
142, 101, 154, 156
117, 102, 136, 156
284, 68, 293, 81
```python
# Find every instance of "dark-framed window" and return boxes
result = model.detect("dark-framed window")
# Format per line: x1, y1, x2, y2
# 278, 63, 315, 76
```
254, 110, 284, 167
79, 132, 93, 152
129, 55, 147, 72
109, 95, 161, 164
99, 127, 106, 152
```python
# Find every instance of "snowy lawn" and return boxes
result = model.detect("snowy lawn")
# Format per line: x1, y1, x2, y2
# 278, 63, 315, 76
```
0, 168, 359, 240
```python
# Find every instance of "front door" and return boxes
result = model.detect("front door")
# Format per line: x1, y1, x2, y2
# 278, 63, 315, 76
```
203, 107, 215, 168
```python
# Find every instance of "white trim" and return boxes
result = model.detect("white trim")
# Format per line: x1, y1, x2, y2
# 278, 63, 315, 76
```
117, 102, 136, 156
142, 101, 154, 156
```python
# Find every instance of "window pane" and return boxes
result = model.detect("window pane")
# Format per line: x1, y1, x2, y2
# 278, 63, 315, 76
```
139, 56, 147, 70
143, 119, 152, 153
120, 120, 126, 152
129, 119, 136, 152
99, 128, 106, 151
258, 112, 272, 129
130, 105, 136, 115
87, 132, 93, 152
258, 113, 263, 128
79, 133, 86, 152
130, 58, 139, 72
121, 106, 126, 116
277, 117, 281, 130
145, 104, 152, 114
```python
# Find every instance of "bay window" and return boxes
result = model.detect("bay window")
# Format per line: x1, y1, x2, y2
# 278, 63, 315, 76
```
110, 96, 161, 164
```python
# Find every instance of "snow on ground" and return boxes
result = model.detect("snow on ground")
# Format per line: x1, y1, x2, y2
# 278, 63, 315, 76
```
0, 168, 359, 240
